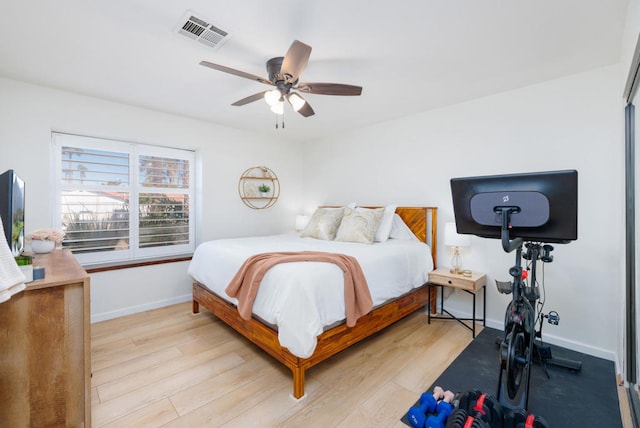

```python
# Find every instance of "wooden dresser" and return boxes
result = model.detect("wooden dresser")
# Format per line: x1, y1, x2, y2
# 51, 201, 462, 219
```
0, 249, 91, 427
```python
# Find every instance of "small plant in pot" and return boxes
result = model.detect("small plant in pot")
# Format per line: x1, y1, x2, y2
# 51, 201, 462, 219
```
258, 184, 271, 197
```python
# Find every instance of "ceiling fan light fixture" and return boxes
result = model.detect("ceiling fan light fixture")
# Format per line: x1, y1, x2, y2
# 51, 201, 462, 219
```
264, 89, 281, 107
200, 40, 360, 121
270, 101, 284, 115
288, 93, 306, 112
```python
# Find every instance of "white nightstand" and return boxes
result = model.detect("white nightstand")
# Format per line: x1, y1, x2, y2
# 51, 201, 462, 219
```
427, 267, 487, 337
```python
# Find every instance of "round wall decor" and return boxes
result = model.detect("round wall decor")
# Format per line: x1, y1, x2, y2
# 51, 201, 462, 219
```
238, 166, 280, 209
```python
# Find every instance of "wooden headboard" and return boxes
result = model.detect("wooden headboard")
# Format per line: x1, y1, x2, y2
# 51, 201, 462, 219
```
395, 206, 437, 268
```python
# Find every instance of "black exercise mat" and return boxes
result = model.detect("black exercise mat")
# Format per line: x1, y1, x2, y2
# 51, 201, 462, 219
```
402, 327, 621, 427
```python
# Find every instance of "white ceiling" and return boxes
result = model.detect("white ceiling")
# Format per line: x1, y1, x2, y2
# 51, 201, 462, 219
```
0, 0, 629, 142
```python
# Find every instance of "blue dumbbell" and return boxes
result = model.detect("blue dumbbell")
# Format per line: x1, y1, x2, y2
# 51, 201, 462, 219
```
425, 390, 454, 428
407, 386, 444, 428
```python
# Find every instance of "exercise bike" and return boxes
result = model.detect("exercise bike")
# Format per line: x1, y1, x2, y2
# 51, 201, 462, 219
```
494, 207, 581, 411
493, 207, 537, 410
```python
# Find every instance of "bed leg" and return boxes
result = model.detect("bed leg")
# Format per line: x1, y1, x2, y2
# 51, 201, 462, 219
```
290, 366, 306, 401
192, 300, 200, 314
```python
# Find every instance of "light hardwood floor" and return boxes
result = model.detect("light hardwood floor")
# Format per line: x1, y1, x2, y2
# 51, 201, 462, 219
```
91, 302, 632, 427
91, 302, 473, 427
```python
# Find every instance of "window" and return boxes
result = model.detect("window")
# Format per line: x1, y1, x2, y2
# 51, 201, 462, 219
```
52, 133, 195, 265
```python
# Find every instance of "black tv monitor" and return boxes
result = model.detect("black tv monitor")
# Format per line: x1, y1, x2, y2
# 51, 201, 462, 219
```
0, 169, 25, 256
450, 170, 578, 244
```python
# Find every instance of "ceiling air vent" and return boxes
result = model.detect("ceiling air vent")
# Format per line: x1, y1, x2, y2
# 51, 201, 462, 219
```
176, 12, 229, 50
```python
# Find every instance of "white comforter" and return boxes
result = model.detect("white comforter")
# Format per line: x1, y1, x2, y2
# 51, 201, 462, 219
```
187, 234, 433, 358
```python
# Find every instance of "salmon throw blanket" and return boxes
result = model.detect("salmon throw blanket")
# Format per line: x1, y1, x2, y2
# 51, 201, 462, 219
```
225, 251, 373, 327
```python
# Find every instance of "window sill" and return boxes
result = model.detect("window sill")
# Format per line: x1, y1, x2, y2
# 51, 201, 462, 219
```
84, 254, 193, 274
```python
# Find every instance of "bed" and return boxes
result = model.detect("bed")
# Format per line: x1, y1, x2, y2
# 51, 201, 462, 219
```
189, 206, 437, 399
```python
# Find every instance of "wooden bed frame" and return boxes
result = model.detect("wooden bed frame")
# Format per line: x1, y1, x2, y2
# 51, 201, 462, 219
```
192, 206, 438, 399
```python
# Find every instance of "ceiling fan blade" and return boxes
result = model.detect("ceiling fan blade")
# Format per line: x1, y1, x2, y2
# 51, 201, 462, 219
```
200, 61, 273, 86
297, 101, 315, 117
232, 91, 269, 106
287, 93, 315, 117
297, 82, 362, 96
280, 40, 312, 84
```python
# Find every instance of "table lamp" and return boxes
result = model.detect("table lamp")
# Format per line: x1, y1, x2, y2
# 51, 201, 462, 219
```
295, 214, 310, 231
444, 222, 471, 274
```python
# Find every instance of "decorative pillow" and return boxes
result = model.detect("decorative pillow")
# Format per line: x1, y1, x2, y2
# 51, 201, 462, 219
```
356, 204, 397, 242
324, 202, 357, 210
334, 207, 384, 244
389, 214, 420, 241
301, 207, 345, 240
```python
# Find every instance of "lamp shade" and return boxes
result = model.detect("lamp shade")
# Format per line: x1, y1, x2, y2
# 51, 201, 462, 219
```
288, 93, 306, 112
264, 89, 281, 106
444, 222, 470, 247
295, 214, 310, 231
270, 100, 284, 115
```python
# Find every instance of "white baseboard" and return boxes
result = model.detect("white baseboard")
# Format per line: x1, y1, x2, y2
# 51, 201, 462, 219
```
91, 294, 192, 323
441, 307, 618, 363
92, 296, 621, 373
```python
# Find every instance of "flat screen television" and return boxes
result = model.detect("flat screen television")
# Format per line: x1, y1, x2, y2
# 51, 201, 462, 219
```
0, 169, 25, 256
450, 170, 578, 244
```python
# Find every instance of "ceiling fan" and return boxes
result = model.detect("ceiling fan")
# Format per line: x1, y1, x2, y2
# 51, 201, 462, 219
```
199, 40, 362, 118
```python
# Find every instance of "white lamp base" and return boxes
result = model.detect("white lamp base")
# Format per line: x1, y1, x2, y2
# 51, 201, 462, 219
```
450, 246, 462, 274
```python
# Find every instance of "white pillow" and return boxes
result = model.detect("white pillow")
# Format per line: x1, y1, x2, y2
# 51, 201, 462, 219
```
389, 214, 420, 241
373, 205, 397, 242
301, 207, 345, 240
335, 207, 384, 244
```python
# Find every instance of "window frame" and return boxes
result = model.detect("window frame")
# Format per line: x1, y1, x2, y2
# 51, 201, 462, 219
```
52, 133, 196, 266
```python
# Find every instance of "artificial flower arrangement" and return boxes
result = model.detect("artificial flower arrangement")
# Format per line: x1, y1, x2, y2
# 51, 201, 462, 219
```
28, 228, 65, 243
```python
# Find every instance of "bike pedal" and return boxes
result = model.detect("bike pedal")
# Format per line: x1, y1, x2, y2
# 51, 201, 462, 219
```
546, 312, 560, 325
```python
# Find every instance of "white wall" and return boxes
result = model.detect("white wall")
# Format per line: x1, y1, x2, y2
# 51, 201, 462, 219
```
301, 65, 623, 361
0, 63, 626, 362
0, 78, 304, 322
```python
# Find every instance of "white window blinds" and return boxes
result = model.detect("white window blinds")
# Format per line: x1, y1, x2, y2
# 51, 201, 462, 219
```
52, 133, 195, 265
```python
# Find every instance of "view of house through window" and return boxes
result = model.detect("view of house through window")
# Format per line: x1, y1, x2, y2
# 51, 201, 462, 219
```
52, 133, 195, 265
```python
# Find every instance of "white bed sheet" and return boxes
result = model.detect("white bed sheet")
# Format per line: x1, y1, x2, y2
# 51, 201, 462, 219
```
187, 233, 433, 358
